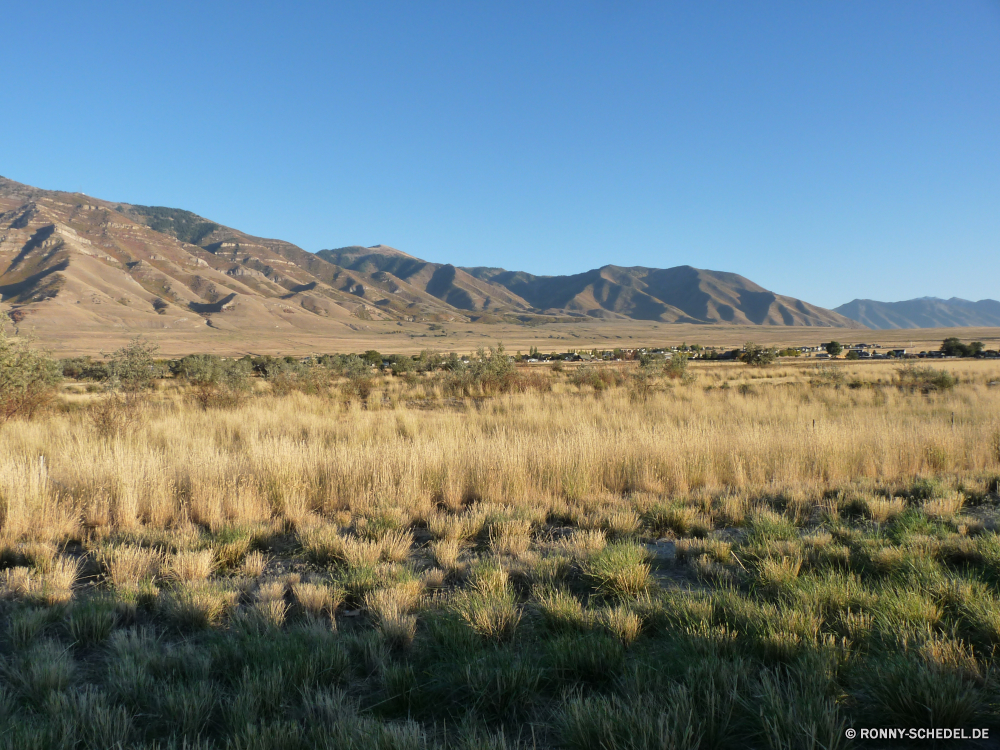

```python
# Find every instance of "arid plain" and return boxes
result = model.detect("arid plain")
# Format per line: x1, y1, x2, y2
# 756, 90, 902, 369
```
9, 316, 1000, 358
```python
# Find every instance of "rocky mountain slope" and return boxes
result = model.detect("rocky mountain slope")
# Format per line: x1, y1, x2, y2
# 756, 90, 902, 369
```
0, 175, 861, 338
835, 297, 1000, 329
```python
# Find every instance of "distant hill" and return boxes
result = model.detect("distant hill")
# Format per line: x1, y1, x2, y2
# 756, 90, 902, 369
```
834, 297, 1000, 329
0, 174, 862, 340
461, 263, 859, 327
317, 247, 860, 326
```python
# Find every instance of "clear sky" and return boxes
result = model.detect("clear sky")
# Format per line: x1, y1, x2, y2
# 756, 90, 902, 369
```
3, 1, 998, 309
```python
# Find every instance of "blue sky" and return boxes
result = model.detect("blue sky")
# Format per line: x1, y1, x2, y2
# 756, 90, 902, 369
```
3, 1, 998, 309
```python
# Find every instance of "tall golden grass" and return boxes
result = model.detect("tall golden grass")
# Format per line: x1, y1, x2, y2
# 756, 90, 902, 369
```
1, 360, 998, 545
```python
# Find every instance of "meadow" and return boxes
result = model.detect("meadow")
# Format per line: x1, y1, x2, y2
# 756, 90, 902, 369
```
1, 349, 999, 749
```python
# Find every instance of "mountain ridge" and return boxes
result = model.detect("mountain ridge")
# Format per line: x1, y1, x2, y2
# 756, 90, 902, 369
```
0, 175, 863, 338
834, 297, 1000, 329
322, 245, 860, 327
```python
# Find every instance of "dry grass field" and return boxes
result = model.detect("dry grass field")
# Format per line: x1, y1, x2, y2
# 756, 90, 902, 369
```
2, 349, 1000, 748
10, 312, 1000, 358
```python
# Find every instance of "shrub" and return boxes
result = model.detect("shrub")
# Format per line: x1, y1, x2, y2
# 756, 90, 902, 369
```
897, 365, 956, 393
90, 336, 160, 437
570, 366, 624, 391
0, 315, 62, 423
443, 344, 525, 397
104, 336, 160, 393
664, 352, 689, 379
59, 355, 109, 380
249, 355, 329, 396
739, 342, 777, 368
175, 354, 252, 409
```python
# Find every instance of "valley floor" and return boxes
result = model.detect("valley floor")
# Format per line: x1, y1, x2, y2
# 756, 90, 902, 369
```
5, 309, 1000, 357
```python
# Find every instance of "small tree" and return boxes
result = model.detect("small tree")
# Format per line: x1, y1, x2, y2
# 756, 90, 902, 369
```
940, 337, 967, 357
91, 336, 159, 437
825, 341, 843, 357
0, 314, 62, 423
105, 336, 160, 393
739, 342, 777, 368
940, 338, 982, 357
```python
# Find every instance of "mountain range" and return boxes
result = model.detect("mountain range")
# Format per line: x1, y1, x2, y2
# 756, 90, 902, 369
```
12, 174, 978, 339
834, 298, 1000, 330
0, 175, 863, 336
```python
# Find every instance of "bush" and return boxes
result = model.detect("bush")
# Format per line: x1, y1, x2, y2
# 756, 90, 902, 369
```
321, 354, 376, 400
249, 355, 329, 396
570, 366, 624, 391
0, 315, 62, 423
665, 353, 689, 380
897, 365, 956, 393
59, 356, 109, 381
739, 342, 777, 368
175, 354, 252, 409
104, 336, 160, 393
443, 345, 528, 397
90, 336, 159, 437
